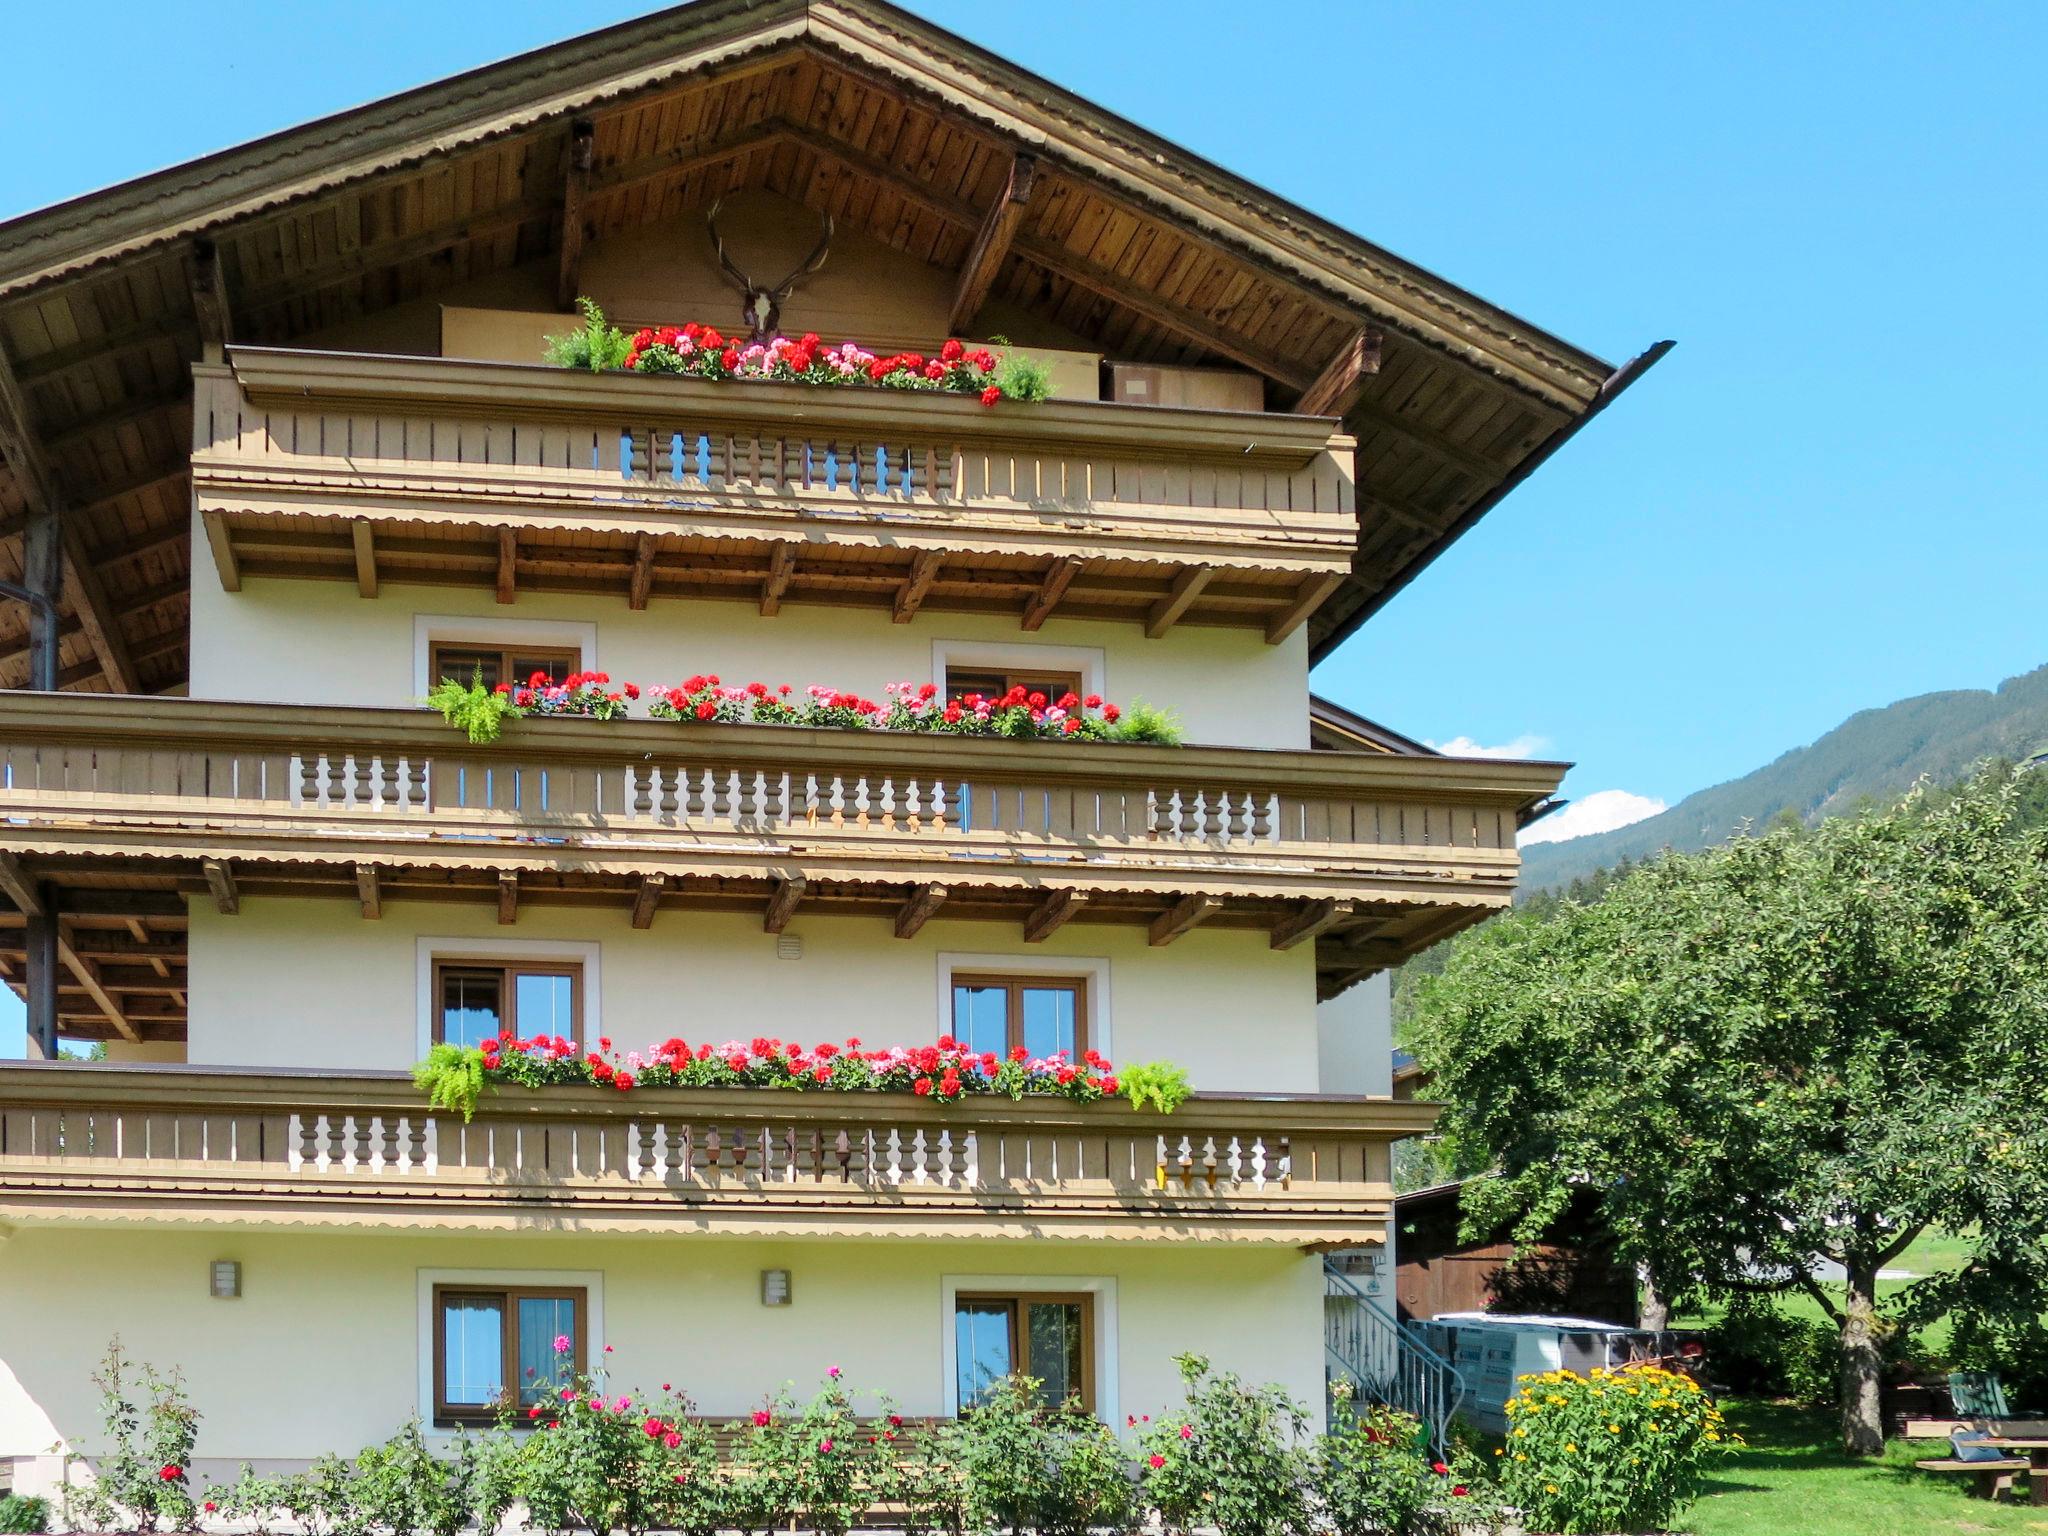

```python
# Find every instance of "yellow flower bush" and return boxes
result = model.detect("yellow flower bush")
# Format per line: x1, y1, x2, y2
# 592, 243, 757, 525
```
1495, 1365, 1737, 1535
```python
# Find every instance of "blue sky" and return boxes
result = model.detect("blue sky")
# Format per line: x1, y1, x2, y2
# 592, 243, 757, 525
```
4, 2, 2045, 1049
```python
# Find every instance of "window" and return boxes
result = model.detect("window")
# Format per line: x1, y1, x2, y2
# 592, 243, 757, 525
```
429, 642, 581, 691
433, 959, 582, 1048
954, 1292, 1094, 1412
951, 973, 1085, 1061
943, 666, 1084, 706
432, 1284, 585, 1424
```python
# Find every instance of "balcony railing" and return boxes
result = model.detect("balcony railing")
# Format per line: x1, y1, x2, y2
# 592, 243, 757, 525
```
189, 350, 1359, 639
0, 1064, 1430, 1243
0, 694, 1558, 936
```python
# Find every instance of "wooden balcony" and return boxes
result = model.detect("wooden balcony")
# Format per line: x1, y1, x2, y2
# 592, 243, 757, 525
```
0, 1064, 1429, 1245
0, 692, 1563, 1034
190, 350, 1358, 642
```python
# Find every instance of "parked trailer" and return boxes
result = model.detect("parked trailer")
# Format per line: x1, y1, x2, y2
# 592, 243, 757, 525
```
1416, 1313, 1686, 1433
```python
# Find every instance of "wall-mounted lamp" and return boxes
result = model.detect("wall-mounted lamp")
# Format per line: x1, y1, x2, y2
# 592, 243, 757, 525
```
209, 1260, 242, 1299
760, 1268, 792, 1306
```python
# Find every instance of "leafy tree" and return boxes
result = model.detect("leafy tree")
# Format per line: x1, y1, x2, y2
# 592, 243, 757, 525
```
1410, 765, 2048, 1455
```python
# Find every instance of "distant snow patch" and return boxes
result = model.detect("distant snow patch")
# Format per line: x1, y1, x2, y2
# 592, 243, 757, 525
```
1428, 733, 1550, 759
1520, 789, 1668, 847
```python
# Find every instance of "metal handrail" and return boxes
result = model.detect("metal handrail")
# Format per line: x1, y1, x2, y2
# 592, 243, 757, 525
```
1323, 1260, 1466, 1454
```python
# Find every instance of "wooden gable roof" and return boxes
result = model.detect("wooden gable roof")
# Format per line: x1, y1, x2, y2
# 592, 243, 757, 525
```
0, 0, 1662, 694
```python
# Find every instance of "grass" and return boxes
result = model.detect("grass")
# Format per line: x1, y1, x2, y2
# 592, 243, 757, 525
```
1680, 1400, 2048, 1535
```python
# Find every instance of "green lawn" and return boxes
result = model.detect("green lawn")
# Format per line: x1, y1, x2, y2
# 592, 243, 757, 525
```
1681, 1401, 2048, 1535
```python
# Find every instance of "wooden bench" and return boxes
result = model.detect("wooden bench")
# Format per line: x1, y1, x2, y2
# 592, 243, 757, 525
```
1915, 1456, 2031, 1500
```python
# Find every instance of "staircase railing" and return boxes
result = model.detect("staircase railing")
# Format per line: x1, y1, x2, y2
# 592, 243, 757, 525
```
1324, 1260, 1465, 1453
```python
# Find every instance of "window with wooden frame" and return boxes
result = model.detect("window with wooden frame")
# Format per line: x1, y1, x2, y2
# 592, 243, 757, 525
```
949, 974, 1087, 1062
433, 959, 582, 1048
942, 666, 1084, 706
432, 1283, 585, 1425
429, 642, 582, 691
954, 1291, 1094, 1413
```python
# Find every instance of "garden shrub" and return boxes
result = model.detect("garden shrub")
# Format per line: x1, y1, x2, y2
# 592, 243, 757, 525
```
1135, 1354, 1312, 1536
1946, 1310, 2048, 1411
729, 1372, 872, 1536
68, 1340, 200, 1534
0, 1495, 48, 1534
475, 1344, 722, 1536
1495, 1365, 1734, 1535
939, 1376, 1134, 1536
1315, 1397, 1493, 1536
1704, 1297, 1923, 1407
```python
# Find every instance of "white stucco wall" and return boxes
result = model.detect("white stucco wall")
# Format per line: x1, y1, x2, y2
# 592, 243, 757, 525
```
184, 898, 1321, 1091
1313, 971, 1393, 1098
186, 517, 1311, 753
0, 1228, 1326, 1488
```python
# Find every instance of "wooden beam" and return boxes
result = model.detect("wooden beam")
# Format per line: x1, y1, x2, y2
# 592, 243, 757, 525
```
894, 883, 948, 940
1023, 888, 1088, 943
631, 874, 666, 931
893, 549, 942, 623
58, 940, 139, 1043
1265, 572, 1345, 645
355, 864, 382, 920
201, 511, 243, 592
1347, 395, 1508, 476
1148, 894, 1221, 947
0, 340, 142, 694
201, 858, 239, 915
1292, 328, 1381, 419
1022, 557, 1083, 631
1270, 898, 1355, 951
1145, 566, 1212, 638
0, 853, 43, 917
780, 125, 1317, 389
760, 541, 796, 616
496, 529, 517, 604
628, 533, 657, 611
497, 872, 519, 926
190, 239, 233, 363
948, 153, 1037, 335
556, 121, 597, 311
351, 520, 378, 598
42, 392, 188, 456
764, 876, 806, 935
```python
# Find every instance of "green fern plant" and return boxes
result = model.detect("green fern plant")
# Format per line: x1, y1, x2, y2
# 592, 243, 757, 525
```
1120, 1060, 1192, 1114
987, 336, 1057, 403
542, 296, 632, 372
1110, 698, 1185, 746
425, 669, 516, 745
412, 1043, 487, 1122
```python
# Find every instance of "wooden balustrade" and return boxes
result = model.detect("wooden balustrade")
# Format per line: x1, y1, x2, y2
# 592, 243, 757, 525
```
0, 694, 1550, 918
0, 1065, 1430, 1244
188, 351, 1359, 634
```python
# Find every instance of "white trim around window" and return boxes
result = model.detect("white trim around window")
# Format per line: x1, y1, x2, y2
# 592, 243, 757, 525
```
929, 639, 1106, 701
939, 1273, 1118, 1423
411, 614, 601, 697
416, 1267, 605, 1433
935, 952, 1110, 1059
415, 936, 603, 1058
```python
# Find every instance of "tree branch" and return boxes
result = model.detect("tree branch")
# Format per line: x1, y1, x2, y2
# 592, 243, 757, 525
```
1791, 1267, 1846, 1327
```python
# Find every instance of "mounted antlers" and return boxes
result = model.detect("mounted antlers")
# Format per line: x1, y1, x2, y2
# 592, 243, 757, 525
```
706, 199, 834, 341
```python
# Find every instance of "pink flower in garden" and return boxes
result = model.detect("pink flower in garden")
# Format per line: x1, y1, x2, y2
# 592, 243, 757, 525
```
554, 1334, 572, 1354
559, 1386, 576, 1401
664, 1431, 683, 1450
1180, 1425, 1193, 1440
1148, 1454, 1165, 1470
820, 1437, 834, 1454
752, 1409, 773, 1428
828, 1365, 842, 1380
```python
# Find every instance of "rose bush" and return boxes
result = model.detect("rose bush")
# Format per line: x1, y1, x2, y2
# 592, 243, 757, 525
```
1136, 1353, 1313, 1536
1315, 1395, 1492, 1536
67, 1341, 199, 1534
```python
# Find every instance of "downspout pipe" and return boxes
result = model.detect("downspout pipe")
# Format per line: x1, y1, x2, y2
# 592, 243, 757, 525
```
0, 575, 59, 692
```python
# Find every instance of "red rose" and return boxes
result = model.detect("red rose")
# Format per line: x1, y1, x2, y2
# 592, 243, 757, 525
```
158, 1466, 181, 1482
1148, 1454, 1165, 1470
752, 1408, 772, 1427
1432, 1461, 1449, 1475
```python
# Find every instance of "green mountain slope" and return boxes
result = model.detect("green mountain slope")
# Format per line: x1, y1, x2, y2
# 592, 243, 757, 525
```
1520, 662, 2048, 891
